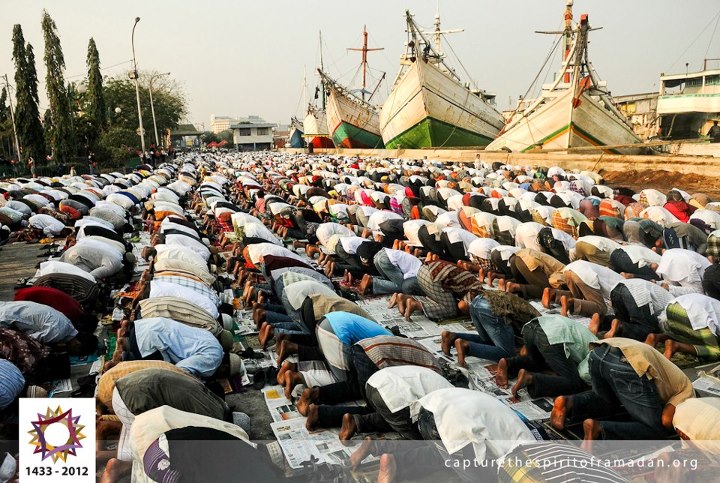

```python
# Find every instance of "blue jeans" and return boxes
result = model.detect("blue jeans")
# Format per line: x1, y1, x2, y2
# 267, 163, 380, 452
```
372, 250, 405, 294
569, 345, 671, 440
455, 296, 516, 361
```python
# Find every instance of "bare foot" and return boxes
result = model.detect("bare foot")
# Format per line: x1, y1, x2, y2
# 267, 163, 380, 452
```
588, 313, 602, 335
603, 319, 621, 339
258, 322, 274, 349
581, 419, 602, 452
664, 339, 677, 360
276, 360, 296, 384
542, 287, 555, 308
478, 268, 486, 284
283, 371, 302, 399
497, 278, 506, 291
277, 340, 298, 365
511, 369, 533, 398
339, 413, 357, 443
296, 387, 318, 416
495, 358, 509, 388
388, 293, 399, 309
359, 274, 373, 295
377, 454, 397, 483
550, 395, 573, 430
305, 403, 320, 431
487, 272, 498, 287
440, 331, 457, 356
396, 293, 408, 315
560, 296, 572, 317
455, 339, 470, 368
350, 437, 374, 470
404, 298, 421, 320
506, 282, 523, 294
100, 458, 132, 483
621, 272, 635, 279
645, 333, 657, 347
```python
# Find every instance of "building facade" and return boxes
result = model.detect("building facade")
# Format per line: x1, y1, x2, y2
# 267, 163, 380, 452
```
614, 93, 659, 140
230, 119, 275, 151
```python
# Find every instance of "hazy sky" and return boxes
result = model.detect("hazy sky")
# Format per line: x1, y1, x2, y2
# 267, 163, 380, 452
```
1, 0, 718, 129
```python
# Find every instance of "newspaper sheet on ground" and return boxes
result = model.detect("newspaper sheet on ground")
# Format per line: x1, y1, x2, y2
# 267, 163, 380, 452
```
271, 418, 361, 469
262, 385, 303, 423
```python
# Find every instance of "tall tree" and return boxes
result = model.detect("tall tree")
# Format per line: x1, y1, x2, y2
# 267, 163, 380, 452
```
42, 10, 74, 162
85, 38, 107, 141
12, 25, 45, 163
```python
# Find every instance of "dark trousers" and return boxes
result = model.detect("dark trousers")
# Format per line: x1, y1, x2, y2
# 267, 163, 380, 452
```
355, 384, 422, 439
334, 243, 368, 278
609, 250, 659, 281
610, 285, 658, 341
316, 345, 378, 427
568, 345, 672, 440
704, 264, 720, 301
505, 321, 588, 398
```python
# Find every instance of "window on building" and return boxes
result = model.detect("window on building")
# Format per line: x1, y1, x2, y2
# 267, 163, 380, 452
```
706, 75, 720, 85
686, 78, 702, 87
257, 127, 269, 136
237, 128, 251, 136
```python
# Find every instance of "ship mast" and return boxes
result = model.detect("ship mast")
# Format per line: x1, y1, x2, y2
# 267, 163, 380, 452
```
563, 0, 574, 83
319, 31, 326, 110
347, 26, 384, 101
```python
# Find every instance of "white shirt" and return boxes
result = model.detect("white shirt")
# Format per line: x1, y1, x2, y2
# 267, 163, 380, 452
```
514, 222, 546, 251
403, 220, 432, 247
383, 248, 422, 279
316, 223, 352, 247
149, 280, 219, 319
28, 214, 65, 236
37, 260, 97, 282
656, 249, 712, 285
417, 388, 535, 460
618, 245, 661, 268
164, 234, 211, 261
339, 236, 368, 254
443, 227, 479, 253
155, 244, 208, 268
468, 238, 501, 261
0, 301, 77, 344
564, 260, 623, 306
671, 293, 720, 334
73, 216, 115, 231
245, 243, 305, 265
367, 366, 452, 414
576, 236, 621, 253
60, 239, 124, 279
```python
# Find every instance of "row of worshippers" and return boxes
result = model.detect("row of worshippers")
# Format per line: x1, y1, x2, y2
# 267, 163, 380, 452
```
0, 165, 181, 416
0, 165, 191, 479
176, 152, 717, 480
97, 159, 256, 482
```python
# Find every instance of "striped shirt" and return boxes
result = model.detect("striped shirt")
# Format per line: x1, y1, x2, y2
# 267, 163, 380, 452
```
356, 336, 442, 374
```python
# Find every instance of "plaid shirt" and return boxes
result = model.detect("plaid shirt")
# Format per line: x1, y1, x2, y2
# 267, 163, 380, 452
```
151, 275, 220, 307
357, 336, 441, 373
708, 231, 720, 259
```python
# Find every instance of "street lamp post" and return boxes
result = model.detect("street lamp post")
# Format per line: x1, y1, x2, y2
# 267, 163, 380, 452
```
130, 17, 146, 154
2, 74, 22, 163
148, 72, 170, 148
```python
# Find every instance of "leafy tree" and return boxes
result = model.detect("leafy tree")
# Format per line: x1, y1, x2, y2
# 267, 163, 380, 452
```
0, 88, 13, 159
42, 10, 75, 162
12, 25, 45, 163
98, 72, 186, 164
201, 131, 221, 144
85, 38, 107, 143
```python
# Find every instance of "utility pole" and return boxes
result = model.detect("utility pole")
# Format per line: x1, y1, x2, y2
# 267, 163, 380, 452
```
3, 74, 22, 162
131, 17, 146, 153
148, 72, 170, 148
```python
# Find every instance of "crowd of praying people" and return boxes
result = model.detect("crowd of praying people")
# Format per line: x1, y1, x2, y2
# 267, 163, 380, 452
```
1, 152, 720, 482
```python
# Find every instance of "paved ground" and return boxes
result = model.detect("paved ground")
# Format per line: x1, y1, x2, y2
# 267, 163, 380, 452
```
0, 242, 46, 300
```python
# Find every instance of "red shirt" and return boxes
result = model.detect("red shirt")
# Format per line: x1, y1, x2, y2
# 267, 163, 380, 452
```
14, 287, 85, 322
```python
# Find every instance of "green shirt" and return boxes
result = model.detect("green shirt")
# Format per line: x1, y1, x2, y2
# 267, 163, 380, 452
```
532, 315, 597, 382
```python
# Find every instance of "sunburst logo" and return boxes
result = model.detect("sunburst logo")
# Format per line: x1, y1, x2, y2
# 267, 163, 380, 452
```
28, 406, 86, 463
